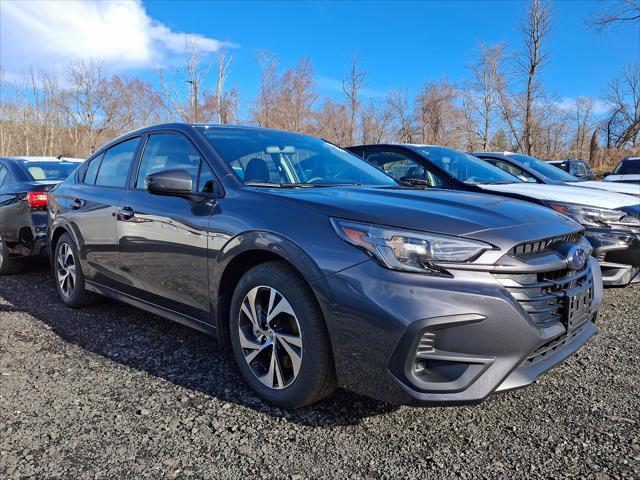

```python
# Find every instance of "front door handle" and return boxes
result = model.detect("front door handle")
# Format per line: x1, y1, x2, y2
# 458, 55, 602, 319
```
117, 206, 135, 221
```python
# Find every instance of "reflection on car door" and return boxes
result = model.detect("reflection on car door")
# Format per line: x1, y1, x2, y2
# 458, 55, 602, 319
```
64, 137, 140, 288
116, 132, 217, 321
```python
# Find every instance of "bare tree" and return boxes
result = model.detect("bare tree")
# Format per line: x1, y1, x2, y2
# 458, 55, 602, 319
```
465, 44, 505, 150
603, 62, 640, 147
215, 47, 232, 123
360, 98, 394, 144
414, 79, 462, 147
588, 0, 640, 31
252, 50, 279, 128
574, 96, 594, 155
342, 56, 367, 145
65, 60, 117, 153
520, 0, 553, 155
158, 38, 217, 123
387, 89, 416, 143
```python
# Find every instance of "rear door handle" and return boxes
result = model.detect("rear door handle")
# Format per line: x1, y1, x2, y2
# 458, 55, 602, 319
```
117, 206, 135, 221
70, 198, 83, 209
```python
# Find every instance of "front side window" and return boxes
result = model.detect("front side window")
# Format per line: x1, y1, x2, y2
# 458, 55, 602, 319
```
412, 146, 520, 185
613, 159, 640, 175
484, 158, 538, 183
366, 151, 444, 188
136, 134, 203, 189
95, 138, 139, 188
507, 153, 578, 182
199, 127, 397, 187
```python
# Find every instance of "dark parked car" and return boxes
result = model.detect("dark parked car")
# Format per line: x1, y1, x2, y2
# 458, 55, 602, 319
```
603, 156, 640, 184
49, 124, 602, 408
0, 156, 82, 274
348, 144, 640, 287
548, 159, 596, 181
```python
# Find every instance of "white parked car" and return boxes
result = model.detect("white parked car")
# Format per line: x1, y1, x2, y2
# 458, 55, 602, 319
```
347, 144, 640, 287
603, 157, 640, 185
474, 151, 640, 197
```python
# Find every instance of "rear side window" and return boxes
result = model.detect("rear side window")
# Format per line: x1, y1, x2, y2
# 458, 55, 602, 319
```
95, 138, 139, 188
137, 133, 214, 192
0, 165, 8, 186
81, 155, 102, 185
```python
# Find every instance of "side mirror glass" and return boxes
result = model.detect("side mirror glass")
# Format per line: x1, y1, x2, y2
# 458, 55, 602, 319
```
146, 169, 193, 195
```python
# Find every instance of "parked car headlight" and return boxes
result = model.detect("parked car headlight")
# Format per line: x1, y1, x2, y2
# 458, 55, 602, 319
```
547, 203, 640, 228
331, 219, 492, 272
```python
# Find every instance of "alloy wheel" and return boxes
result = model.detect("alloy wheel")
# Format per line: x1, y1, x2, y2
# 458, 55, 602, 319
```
238, 286, 303, 390
56, 242, 76, 297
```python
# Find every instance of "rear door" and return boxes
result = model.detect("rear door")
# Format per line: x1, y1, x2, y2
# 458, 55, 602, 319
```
62, 137, 141, 288
116, 132, 217, 321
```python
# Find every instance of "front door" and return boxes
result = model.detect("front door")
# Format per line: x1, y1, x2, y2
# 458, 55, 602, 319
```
116, 132, 217, 321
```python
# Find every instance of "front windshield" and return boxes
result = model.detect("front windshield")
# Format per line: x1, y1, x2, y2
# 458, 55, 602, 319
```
199, 127, 397, 187
412, 146, 520, 185
613, 159, 640, 175
507, 153, 579, 182
18, 161, 79, 181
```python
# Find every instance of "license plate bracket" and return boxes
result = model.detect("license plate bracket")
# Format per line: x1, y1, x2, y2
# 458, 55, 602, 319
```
563, 285, 593, 332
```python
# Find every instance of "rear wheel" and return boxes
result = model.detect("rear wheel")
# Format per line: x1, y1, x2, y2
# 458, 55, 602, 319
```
229, 261, 336, 408
0, 233, 22, 275
54, 233, 98, 308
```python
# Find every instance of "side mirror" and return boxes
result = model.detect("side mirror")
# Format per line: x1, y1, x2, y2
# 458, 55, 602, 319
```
146, 169, 193, 195
603, 171, 611, 177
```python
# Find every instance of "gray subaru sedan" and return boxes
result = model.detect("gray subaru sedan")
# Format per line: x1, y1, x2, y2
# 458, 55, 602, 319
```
48, 123, 602, 408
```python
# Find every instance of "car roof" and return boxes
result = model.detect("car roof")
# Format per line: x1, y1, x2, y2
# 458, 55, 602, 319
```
622, 156, 640, 161
90, 122, 322, 158
10, 156, 85, 163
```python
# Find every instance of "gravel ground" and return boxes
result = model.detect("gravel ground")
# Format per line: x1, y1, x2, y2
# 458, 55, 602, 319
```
1, 262, 638, 479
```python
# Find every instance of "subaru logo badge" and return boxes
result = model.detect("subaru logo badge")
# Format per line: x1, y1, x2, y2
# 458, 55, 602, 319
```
566, 245, 588, 270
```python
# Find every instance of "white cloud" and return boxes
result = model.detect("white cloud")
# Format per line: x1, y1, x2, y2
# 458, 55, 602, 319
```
0, 0, 229, 76
553, 97, 610, 116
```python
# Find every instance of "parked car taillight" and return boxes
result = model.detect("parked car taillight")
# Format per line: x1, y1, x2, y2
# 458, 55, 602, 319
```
27, 191, 48, 209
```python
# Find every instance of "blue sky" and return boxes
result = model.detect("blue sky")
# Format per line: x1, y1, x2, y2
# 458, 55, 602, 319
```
1, 0, 638, 112
143, 0, 638, 104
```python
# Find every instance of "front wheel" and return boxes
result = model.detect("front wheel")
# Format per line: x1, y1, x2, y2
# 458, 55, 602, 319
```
229, 261, 336, 408
53, 233, 98, 308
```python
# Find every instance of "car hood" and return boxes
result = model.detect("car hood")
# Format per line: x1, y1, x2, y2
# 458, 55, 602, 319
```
569, 180, 640, 197
478, 183, 639, 209
259, 186, 580, 238
604, 174, 640, 183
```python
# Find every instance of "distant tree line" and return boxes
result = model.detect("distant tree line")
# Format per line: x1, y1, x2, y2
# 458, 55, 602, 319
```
0, 0, 638, 170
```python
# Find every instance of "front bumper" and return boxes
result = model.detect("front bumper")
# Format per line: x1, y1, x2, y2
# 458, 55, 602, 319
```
316, 257, 601, 405
585, 228, 640, 287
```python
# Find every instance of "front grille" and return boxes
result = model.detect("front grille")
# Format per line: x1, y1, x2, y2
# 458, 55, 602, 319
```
493, 265, 593, 328
510, 233, 582, 257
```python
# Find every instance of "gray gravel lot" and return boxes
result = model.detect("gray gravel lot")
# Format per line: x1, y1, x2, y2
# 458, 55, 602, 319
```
1, 262, 638, 479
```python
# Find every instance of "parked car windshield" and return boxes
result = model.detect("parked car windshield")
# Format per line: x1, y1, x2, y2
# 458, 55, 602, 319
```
612, 158, 640, 175
199, 127, 397, 187
411, 146, 520, 185
17, 161, 80, 181
507, 153, 579, 182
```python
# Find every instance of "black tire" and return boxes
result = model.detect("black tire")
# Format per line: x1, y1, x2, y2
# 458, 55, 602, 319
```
53, 233, 99, 308
229, 261, 336, 408
0, 233, 22, 275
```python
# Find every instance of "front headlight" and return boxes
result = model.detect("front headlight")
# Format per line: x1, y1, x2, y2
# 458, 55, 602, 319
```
547, 203, 640, 228
331, 218, 492, 273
